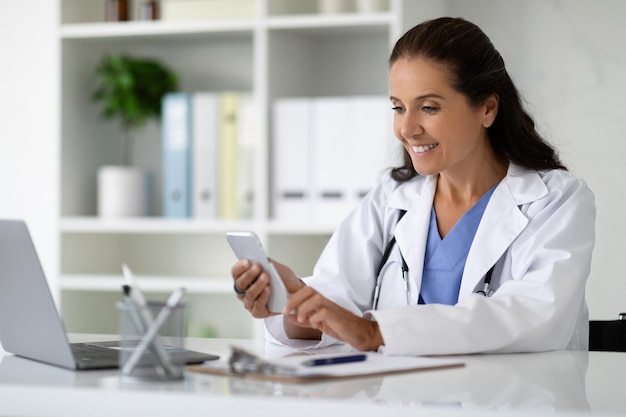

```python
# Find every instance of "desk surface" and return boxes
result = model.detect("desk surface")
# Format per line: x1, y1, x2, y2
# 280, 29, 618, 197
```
0, 335, 624, 417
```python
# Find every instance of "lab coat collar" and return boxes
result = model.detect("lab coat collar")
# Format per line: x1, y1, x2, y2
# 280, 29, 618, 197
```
387, 163, 547, 298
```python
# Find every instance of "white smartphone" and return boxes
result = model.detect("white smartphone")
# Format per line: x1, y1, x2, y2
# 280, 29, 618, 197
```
226, 231, 288, 313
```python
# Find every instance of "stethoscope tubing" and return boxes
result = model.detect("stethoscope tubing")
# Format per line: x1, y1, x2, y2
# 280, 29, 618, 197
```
372, 242, 495, 310
371, 209, 495, 310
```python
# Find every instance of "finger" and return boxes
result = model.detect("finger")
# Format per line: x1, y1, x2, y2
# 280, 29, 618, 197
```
291, 291, 328, 325
234, 284, 246, 298
232, 259, 252, 294
296, 296, 348, 332
233, 262, 262, 293
231, 259, 251, 278
283, 306, 318, 332
249, 285, 272, 317
307, 307, 332, 331
306, 305, 375, 350
282, 286, 316, 315
240, 274, 271, 317
243, 272, 269, 303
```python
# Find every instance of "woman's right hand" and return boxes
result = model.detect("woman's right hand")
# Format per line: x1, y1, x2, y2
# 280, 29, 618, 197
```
231, 259, 305, 318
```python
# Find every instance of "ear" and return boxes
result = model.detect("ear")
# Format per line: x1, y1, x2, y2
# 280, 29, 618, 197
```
481, 94, 499, 128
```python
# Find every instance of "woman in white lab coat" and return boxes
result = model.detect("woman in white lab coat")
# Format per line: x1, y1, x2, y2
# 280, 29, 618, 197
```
231, 17, 596, 356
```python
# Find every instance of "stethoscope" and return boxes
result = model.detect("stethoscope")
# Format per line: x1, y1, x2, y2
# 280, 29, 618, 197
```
371, 210, 495, 310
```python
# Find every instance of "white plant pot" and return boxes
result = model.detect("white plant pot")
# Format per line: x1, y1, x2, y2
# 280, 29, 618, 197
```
98, 166, 149, 217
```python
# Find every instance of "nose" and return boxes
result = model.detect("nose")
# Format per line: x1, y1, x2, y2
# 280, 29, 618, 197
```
396, 111, 424, 141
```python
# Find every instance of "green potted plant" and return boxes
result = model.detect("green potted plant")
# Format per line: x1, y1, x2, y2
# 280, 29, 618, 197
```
91, 54, 178, 217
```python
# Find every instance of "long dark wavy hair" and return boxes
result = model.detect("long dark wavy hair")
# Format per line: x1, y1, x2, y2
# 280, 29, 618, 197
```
389, 17, 566, 182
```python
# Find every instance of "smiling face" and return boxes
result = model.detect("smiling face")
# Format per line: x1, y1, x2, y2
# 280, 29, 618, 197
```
390, 57, 498, 179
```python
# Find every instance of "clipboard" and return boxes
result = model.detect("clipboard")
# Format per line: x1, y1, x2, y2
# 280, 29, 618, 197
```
186, 345, 464, 383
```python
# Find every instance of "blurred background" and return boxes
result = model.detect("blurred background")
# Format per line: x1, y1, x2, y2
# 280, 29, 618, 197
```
0, 0, 624, 338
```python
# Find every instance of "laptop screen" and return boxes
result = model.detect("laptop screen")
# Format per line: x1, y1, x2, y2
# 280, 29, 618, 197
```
0, 220, 76, 368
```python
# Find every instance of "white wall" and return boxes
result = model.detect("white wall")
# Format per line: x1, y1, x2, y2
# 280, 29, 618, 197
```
422, 0, 626, 320
0, 1, 59, 299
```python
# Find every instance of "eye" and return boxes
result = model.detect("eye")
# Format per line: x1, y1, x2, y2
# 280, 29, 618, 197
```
391, 106, 404, 114
421, 106, 439, 114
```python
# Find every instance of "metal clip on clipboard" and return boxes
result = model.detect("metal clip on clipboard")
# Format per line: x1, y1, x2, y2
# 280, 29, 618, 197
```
228, 345, 298, 376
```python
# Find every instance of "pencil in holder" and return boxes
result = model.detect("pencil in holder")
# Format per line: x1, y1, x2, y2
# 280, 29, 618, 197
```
117, 300, 186, 382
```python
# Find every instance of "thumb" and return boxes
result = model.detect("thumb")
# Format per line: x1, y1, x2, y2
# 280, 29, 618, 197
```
272, 260, 304, 293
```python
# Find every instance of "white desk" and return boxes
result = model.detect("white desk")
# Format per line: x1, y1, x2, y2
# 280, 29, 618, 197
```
0, 335, 624, 417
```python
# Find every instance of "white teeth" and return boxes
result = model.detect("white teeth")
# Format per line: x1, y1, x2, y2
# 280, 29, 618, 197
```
411, 144, 437, 153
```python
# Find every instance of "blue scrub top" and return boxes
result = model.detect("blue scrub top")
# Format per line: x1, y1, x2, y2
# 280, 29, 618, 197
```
418, 186, 496, 305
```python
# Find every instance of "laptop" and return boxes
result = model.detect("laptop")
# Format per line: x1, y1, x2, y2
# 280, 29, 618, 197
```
0, 219, 219, 370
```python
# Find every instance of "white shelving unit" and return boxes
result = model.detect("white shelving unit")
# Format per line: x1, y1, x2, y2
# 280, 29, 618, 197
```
57, 0, 424, 339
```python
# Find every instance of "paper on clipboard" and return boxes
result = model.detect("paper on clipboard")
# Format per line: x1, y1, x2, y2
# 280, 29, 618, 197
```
187, 347, 464, 383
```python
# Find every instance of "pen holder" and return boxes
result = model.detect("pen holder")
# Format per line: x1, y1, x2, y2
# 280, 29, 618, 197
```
117, 300, 186, 382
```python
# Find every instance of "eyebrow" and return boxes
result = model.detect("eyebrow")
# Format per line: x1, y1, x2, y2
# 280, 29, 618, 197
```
389, 93, 445, 102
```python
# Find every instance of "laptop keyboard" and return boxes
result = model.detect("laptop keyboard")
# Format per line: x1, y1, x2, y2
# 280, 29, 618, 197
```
70, 343, 120, 369
69, 341, 219, 370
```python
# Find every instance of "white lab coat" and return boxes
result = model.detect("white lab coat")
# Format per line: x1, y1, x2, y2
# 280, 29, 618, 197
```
265, 163, 596, 355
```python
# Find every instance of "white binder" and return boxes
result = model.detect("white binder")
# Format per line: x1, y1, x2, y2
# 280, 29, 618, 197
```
310, 97, 353, 225
350, 96, 395, 205
191, 92, 219, 219
272, 97, 313, 222
236, 93, 256, 219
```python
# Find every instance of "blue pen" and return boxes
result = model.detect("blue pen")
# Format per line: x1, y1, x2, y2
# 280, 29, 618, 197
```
302, 354, 367, 367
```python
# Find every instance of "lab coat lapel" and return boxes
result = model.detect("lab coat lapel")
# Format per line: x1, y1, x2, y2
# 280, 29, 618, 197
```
459, 164, 547, 296
393, 175, 437, 292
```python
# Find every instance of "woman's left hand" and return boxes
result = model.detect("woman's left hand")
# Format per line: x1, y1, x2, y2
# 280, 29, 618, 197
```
283, 287, 384, 352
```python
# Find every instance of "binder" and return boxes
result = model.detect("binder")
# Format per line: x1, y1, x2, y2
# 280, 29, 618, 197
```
310, 97, 353, 225
162, 92, 192, 218
217, 92, 240, 219
272, 97, 313, 222
235, 93, 256, 219
161, 0, 255, 21
350, 96, 395, 204
191, 92, 219, 219
272, 95, 396, 224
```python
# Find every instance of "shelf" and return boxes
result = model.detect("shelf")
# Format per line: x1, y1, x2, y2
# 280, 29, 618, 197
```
60, 217, 335, 235
61, 274, 233, 293
59, 12, 393, 40
266, 12, 393, 32
60, 217, 258, 234
59, 19, 256, 40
